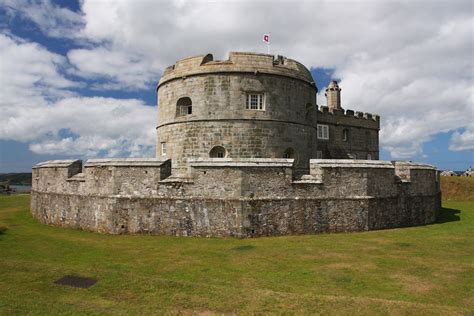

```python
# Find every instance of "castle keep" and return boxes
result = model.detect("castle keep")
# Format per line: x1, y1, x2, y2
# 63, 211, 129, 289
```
156, 52, 379, 174
31, 52, 440, 237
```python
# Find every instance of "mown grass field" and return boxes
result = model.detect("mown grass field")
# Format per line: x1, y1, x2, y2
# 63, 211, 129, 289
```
0, 178, 473, 314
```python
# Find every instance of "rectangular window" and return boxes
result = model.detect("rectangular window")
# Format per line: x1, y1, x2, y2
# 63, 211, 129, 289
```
179, 105, 192, 116
161, 142, 167, 156
317, 124, 329, 140
316, 151, 323, 159
367, 153, 372, 160
246, 93, 265, 110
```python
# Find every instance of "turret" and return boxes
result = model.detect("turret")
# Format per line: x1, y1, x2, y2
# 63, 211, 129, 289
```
325, 80, 341, 110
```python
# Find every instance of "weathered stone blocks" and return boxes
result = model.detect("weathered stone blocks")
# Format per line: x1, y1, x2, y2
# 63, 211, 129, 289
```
31, 158, 440, 237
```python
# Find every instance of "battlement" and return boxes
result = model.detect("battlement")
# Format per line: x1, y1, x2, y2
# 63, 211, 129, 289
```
31, 158, 440, 236
159, 52, 315, 88
316, 105, 380, 131
317, 105, 380, 122
32, 158, 438, 197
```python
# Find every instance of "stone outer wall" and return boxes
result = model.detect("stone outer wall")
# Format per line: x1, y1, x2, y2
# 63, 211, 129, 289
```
31, 158, 440, 237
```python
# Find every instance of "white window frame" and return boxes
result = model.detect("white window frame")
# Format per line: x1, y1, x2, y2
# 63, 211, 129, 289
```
246, 93, 265, 110
179, 105, 192, 116
161, 142, 167, 156
317, 124, 329, 140
367, 153, 372, 160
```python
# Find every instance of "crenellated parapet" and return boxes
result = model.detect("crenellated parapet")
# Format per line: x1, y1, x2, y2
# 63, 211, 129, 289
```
159, 52, 315, 89
31, 158, 440, 237
316, 105, 380, 130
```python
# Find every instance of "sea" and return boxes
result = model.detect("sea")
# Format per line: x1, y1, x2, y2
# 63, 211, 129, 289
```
10, 185, 32, 193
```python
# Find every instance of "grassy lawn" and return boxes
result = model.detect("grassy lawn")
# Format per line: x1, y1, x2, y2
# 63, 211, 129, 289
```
0, 179, 473, 314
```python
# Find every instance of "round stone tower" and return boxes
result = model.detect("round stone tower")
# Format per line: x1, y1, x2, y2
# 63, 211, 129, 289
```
156, 52, 318, 174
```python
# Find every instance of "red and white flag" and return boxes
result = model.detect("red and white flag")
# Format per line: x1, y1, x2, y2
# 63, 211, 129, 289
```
263, 33, 270, 44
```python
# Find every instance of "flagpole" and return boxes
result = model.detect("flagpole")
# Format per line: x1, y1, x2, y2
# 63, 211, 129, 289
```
263, 33, 270, 55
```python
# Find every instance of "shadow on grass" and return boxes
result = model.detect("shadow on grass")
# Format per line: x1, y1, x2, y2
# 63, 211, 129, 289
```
231, 245, 256, 251
436, 207, 461, 224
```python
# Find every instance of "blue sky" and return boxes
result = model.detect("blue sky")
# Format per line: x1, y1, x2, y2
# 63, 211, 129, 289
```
0, 0, 473, 172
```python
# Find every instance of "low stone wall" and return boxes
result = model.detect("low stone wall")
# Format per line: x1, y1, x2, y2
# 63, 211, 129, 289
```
31, 158, 440, 237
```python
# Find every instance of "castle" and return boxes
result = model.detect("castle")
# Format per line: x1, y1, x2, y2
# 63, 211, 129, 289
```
157, 52, 379, 176
31, 52, 440, 237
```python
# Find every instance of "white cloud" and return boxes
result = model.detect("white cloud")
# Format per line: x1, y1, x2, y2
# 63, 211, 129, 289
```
0, 33, 156, 157
2, 0, 84, 39
0, 33, 77, 104
24, 97, 156, 157
76, 0, 474, 158
1, 0, 473, 160
67, 47, 159, 90
449, 123, 474, 152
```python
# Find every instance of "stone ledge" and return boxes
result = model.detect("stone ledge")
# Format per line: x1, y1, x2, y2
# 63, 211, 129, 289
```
66, 173, 85, 182
159, 175, 194, 184
85, 158, 169, 167
189, 158, 294, 168
31, 190, 441, 201
310, 159, 394, 169
33, 160, 81, 169
392, 161, 437, 170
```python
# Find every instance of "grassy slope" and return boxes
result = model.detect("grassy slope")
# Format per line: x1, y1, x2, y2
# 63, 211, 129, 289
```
441, 176, 474, 202
0, 179, 472, 314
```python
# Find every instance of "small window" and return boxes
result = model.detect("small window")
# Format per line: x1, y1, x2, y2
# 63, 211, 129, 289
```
177, 97, 192, 117
246, 93, 265, 110
367, 154, 372, 160
342, 129, 349, 142
209, 146, 226, 158
317, 124, 329, 140
161, 142, 167, 156
283, 148, 295, 159
316, 151, 323, 159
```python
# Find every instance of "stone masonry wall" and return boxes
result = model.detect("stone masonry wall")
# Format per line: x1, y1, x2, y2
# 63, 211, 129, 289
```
157, 69, 317, 173
31, 158, 440, 237
316, 106, 380, 160
156, 52, 379, 173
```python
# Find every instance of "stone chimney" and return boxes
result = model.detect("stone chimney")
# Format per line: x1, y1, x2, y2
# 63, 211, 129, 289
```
325, 80, 341, 110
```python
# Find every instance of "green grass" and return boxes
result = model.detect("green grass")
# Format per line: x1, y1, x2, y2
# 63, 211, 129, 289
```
0, 191, 473, 314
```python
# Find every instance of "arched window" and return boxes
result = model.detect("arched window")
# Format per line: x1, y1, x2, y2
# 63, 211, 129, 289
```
177, 97, 192, 117
209, 146, 226, 158
342, 129, 349, 142
283, 148, 295, 159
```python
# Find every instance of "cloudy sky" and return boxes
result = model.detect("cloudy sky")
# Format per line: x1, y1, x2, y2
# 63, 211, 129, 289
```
0, 0, 472, 172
